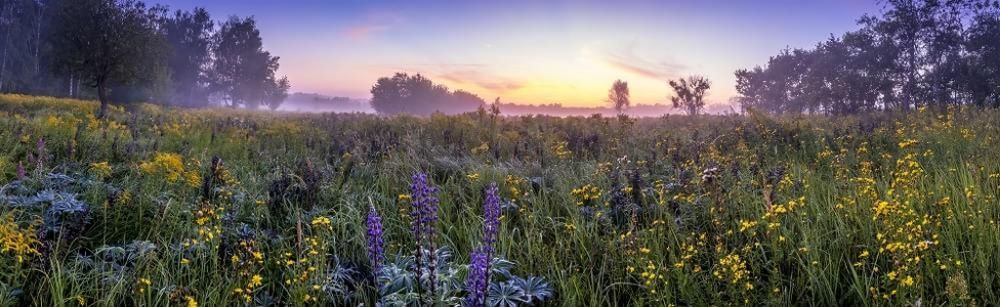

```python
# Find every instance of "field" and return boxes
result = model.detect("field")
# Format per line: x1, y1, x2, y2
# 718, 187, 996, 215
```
1, 94, 999, 306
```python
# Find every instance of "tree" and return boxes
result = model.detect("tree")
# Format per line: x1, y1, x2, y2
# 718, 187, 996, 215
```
263, 75, 290, 110
160, 7, 214, 107
370, 73, 484, 115
607, 79, 630, 113
0, 0, 40, 92
669, 75, 711, 116
49, 0, 167, 118
966, 9, 1000, 107
735, 0, 1000, 114
210, 16, 284, 109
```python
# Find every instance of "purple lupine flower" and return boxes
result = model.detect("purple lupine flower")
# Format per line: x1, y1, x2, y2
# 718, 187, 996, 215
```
36, 137, 46, 169
465, 182, 502, 307
410, 172, 440, 240
409, 172, 440, 302
36, 137, 46, 153
481, 183, 501, 254
16, 161, 25, 180
464, 247, 490, 307
366, 205, 385, 275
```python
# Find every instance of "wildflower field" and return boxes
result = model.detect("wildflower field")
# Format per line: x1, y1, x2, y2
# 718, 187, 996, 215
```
1, 94, 999, 306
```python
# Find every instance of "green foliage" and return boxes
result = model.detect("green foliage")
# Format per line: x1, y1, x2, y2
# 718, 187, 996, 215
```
210, 16, 289, 110
668, 75, 711, 116
608, 80, 630, 113
736, 1, 1000, 114
48, 0, 168, 117
371, 73, 486, 115
1, 94, 1000, 305
159, 7, 215, 107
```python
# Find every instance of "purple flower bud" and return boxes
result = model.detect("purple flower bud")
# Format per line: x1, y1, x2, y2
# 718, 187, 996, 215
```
410, 172, 440, 239
35, 137, 46, 170
465, 182, 502, 307
408, 172, 440, 301
16, 161, 25, 180
481, 183, 501, 254
464, 247, 490, 307
366, 205, 385, 274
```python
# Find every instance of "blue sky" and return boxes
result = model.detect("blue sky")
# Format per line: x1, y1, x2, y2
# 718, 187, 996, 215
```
154, 0, 882, 106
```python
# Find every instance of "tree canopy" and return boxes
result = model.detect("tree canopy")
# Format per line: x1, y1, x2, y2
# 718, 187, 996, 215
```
608, 79, 630, 113
210, 16, 288, 109
669, 75, 711, 116
160, 7, 214, 107
736, 0, 1000, 114
49, 0, 168, 117
0, 0, 288, 112
370, 73, 485, 115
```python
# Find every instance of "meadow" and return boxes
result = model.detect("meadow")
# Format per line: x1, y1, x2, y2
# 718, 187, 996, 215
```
1, 93, 999, 306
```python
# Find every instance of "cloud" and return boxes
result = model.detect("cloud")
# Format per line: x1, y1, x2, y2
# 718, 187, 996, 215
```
340, 11, 403, 40
436, 69, 525, 92
391, 63, 524, 92
342, 24, 389, 40
598, 42, 686, 80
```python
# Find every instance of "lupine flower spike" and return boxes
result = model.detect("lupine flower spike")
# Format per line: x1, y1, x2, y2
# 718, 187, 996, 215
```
366, 203, 385, 281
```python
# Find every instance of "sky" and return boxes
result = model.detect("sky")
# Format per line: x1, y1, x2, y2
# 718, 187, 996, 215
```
154, 0, 882, 107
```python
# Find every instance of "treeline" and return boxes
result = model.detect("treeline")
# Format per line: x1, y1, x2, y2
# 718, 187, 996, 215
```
736, 0, 1000, 114
0, 0, 288, 116
370, 73, 486, 115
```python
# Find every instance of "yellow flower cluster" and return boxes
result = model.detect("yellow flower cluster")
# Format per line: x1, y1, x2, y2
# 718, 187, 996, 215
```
552, 141, 572, 160
282, 218, 332, 304
868, 150, 939, 300
0, 213, 40, 264
897, 138, 918, 149
233, 274, 264, 303
230, 234, 266, 303
571, 184, 601, 206
638, 260, 665, 294
89, 161, 112, 178
673, 233, 705, 272
397, 193, 412, 216
652, 180, 670, 206
44, 114, 82, 133
713, 252, 752, 291
137, 277, 152, 294
310, 216, 333, 230
470, 142, 489, 155
213, 162, 239, 187
182, 203, 224, 260
466, 172, 480, 182
139, 152, 201, 187
505, 175, 528, 203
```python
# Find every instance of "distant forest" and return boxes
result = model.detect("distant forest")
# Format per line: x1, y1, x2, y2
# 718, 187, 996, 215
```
0, 0, 289, 117
735, 0, 1000, 114
1, 0, 999, 116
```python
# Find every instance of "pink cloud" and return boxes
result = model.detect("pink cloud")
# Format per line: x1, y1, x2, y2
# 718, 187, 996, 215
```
601, 42, 686, 80
340, 11, 403, 40
342, 24, 389, 40
436, 69, 525, 92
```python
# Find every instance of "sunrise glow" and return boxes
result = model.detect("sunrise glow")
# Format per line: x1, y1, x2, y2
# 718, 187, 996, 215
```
153, 0, 877, 106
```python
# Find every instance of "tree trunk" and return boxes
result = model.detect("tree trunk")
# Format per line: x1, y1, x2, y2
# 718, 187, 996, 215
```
0, 19, 9, 92
33, 4, 41, 75
97, 79, 109, 119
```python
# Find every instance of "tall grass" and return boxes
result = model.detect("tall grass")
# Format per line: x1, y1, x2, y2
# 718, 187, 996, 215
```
1, 94, 998, 306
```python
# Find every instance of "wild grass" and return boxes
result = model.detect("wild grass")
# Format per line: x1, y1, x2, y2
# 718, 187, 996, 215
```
0, 93, 998, 306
